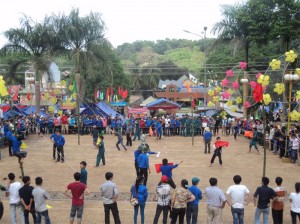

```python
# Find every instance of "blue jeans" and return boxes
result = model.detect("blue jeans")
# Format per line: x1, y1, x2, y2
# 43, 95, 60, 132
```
231, 207, 244, 224
186, 204, 198, 224
10, 203, 25, 224
36, 210, 51, 224
134, 202, 145, 224
254, 207, 270, 224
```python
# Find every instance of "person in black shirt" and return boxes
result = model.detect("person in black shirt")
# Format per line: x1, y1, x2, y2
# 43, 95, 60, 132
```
253, 177, 277, 224
19, 176, 36, 224
90, 125, 99, 148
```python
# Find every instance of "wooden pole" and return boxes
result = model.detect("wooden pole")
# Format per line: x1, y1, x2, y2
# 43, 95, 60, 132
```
262, 105, 267, 177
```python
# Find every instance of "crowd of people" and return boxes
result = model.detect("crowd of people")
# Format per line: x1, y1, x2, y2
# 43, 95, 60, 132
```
1, 111, 300, 224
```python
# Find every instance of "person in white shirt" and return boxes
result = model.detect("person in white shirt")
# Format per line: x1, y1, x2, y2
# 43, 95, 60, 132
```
290, 133, 299, 163
289, 182, 300, 223
164, 116, 171, 136
269, 125, 275, 151
6, 173, 25, 224
226, 175, 250, 224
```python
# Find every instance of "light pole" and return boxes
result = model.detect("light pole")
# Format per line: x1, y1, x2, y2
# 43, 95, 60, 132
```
183, 26, 208, 107
282, 74, 299, 163
240, 78, 249, 118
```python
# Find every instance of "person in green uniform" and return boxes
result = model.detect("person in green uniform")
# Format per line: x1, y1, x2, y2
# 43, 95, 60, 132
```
186, 116, 192, 136
133, 119, 141, 141
180, 115, 186, 136
96, 135, 106, 167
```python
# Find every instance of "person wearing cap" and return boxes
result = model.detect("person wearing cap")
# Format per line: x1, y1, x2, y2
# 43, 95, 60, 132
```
186, 177, 202, 224
203, 127, 213, 154
153, 175, 172, 224
160, 159, 183, 189
134, 144, 156, 176
137, 146, 151, 186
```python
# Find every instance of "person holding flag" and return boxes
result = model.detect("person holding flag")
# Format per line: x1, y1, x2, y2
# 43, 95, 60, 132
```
209, 137, 228, 167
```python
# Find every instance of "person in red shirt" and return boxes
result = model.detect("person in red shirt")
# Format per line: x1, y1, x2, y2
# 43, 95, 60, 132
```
61, 113, 69, 134
64, 172, 90, 224
139, 118, 145, 134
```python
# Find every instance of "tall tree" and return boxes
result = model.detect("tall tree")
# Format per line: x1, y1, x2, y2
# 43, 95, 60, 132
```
1, 15, 56, 113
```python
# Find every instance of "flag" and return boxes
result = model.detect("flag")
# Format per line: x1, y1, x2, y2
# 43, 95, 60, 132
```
13, 90, 19, 101
72, 80, 77, 93
191, 99, 195, 109
253, 83, 263, 103
193, 92, 197, 99
149, 126, 154, 136
215, 141, 229, 148
26, 92, 31, 100
121, 89, 128, 99
185, 83, 191, 93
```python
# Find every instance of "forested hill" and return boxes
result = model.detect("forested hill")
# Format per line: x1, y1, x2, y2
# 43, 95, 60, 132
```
114, 38, 294, 97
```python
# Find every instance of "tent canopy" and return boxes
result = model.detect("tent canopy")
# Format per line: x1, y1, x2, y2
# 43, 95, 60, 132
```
21, 106, 49, 117
146, 99, 180, 110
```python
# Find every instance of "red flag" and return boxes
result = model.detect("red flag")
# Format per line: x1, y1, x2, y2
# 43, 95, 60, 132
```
185, 83, 191, 93
191, 99, 195, 109
121, 89, 128, 99
193, 92, 197, 99
215, 141, 229, 148
253, 83, 263, 103
13, 90, 19, 101
26, 92, 31, 100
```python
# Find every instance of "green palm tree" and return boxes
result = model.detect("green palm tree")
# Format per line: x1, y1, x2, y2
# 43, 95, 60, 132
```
1, 15, 56, 113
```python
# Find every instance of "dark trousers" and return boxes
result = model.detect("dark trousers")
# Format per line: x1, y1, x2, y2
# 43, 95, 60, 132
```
57, 145, 64, 161
291, 210, 300, 224
153, 205, 169, 224
186, 204, 198, 224
96, 149, 105, 166
116, 140, 127, 151
270, 139, 274, 151
24, 208, 36, 224
8, 140, 13, 156
210, 151, 222, 165
171, 208, 186, 224
104, 202, 121, 224
134, 161, 139, 176
126, 134, 132, 146
204, 140, 211, 153
52, 144, 57, 159
139, 168, 148, 186
272, 209, 283, 224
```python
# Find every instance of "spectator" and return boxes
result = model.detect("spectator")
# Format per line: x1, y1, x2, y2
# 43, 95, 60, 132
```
289, 182, 300, 224
186, 177, 202, 224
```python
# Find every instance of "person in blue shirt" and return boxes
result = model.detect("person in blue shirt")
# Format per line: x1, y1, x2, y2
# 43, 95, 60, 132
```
203, 127, 213, 154
5, 127, 13, 156
175, 117, 181, 136
130, 176, 148, 224
137, 147, 151, 186
186, 177, 202, 224
54, 130, 65, 163
156, 121, 162, 140
80, 161, 88, 185
160, 158, 183, 189
38, 117, 45, 137
11, 135, 27, 163
233, 123, 240, 141
134, 144, 157, 176
50, 132, 58, 160
145, 117, 153, 133
170, 117, 176, 136
111, 117, 116, 132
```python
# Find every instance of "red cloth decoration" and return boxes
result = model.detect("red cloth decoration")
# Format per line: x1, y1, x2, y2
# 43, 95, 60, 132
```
185, 83, 191, 93
12, 90, 19, 101
26, 92, 31, 100
154, 163, 174, 173
191, 99, 195, 109
253, 83, 263, 103
215, 141, 229, 148
121, 89, 128, 99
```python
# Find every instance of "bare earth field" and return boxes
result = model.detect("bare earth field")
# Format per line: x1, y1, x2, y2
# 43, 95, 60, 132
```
0, 133, 299, 223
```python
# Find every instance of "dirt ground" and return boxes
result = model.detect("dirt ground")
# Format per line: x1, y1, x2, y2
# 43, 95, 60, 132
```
0, 132, 299, 223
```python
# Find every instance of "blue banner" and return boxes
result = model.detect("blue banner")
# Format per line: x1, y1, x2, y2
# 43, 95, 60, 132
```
110, 102, 127, 106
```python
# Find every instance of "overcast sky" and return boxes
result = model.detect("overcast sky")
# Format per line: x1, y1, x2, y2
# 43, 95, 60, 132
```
0, 0, 240, 48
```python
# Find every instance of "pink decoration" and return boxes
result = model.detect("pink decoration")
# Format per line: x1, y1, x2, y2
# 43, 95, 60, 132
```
244, 101, 251, 108
232, 81, 240, 90
239, 62, 247, 69
262, 86, 267, 92
250, 81, 257, 89
256, 73, 262, 79
222, 92, 230, 99
221, 79, 229, 87
226, 70, 234, 77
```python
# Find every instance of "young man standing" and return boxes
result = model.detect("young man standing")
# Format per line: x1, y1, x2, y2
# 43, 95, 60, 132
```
64, 172, 90, 224
226, 175, 250, 224
272, 177, 287, 224
100, 172, 121, 224
137, 147, 151, 186
6, 173, 25, 224
160, 158, 183, 189
209, 137, 223, 167
96, 136, 106, 167
203, 127, 212, 154
32, 177, 51, 224
205, 177, 226, 224
49, 131, 58, 160
90, 125, 99, 148
253, 176, 277, 224
54, 130, 65, 163
80, 161, 88, 186
186, 177, 202, 224
19, 176, 36, 224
